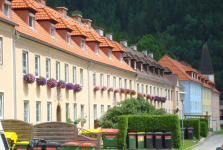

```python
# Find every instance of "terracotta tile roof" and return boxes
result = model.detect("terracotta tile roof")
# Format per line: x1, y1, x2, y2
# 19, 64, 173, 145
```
71, 24, 87, 37
86, 31, 101, 42
0, 11, 18, 26
182, 66, 192, 72
203, 83, 212, 89
55, 17, 73, 31
99, 37, 114, 48
11, 0, 38, 13
208, 80, 216, 85
213, 88, 220, 94
111, 41, 126, 52
35, 7, 58, 23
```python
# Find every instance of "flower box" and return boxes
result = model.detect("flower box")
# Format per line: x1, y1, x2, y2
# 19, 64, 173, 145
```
74, 84, 82, 93
101, 86, 107, 91
36, 76, 47, 86
126, 89, 131, 94
120, 88, 126, 93
132, 90, 136, 95
114, 88, 120, 93
94, 85, 101, 91
66, 83, 74, 90
47, 78, 57, 88
161, 97, 167, 103
108, 87, 114, 92
24, 74, 35, 84
57, 80, 66, 89
147, 94, 151, 99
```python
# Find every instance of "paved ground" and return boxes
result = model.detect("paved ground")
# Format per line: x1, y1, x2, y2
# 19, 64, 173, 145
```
191, 134, 223, 150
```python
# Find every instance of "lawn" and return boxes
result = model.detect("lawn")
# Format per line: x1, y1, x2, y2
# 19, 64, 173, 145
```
214, 131, 223, 134
173, 140, 197, 150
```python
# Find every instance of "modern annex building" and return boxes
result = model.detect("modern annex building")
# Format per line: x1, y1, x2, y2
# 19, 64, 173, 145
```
0, 0, 184, 129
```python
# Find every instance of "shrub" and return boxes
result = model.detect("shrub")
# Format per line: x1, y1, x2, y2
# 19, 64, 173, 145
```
200, 122, 208, 137
200, 118, 208, 130
24, 74, 35, 84
118, 115, 128, 149
180, 119, 200, 140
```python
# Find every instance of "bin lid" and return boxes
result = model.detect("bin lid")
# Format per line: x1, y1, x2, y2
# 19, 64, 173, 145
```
45, 142, 61, 146
80, 143, 95, 146
137, 132, 145, 134
101, 129, 119, 133
4, 132, 18, 142
146, 132, 154, 134
163, 132, 172, 135
16, 141, 30, 144
81, 129, 101, 134
187, 127, 194, 129
128, 132, 136, 134
64, 142, 79, 145
154, 132, 163, 134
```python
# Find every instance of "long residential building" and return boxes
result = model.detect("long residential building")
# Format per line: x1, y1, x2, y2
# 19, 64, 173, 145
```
0, 0, 185, 129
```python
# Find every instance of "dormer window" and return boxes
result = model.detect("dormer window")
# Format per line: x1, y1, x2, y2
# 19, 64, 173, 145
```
158, 69, 160, 76
109, 49, 112, 59
51, 24, 55, 37
120, 53, 123, 62
153, 68, 155, 75
29, 13, 35, 28
95, 43, 99, 55
81, 38, 86, 50
4, 0, 11, 18
141, 63, 143, 71
147, 66, 149, 73
67, 32, 71, 44
134, 61, 136, 69
128, 59, 130, 66
162, 71, 164, 77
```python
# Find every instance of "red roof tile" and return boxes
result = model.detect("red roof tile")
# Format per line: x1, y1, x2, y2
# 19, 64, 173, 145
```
112, 41, 126, 52
0, 11, 18, 26
35, 7, 58, 23
11, 0, 38, 13
55, 17, 72, 31
99, 37, 114, 48
86, 31, 101, 42
213, 88, 220, 94
71, 24, 87, 37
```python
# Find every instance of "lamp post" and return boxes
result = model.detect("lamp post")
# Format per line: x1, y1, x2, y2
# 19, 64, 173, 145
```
179, 92, 186, 146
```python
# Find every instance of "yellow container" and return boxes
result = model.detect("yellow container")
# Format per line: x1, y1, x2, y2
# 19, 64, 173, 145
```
5, 132, 18, 150
15, 141, 30, 150
81, 129, 101, 134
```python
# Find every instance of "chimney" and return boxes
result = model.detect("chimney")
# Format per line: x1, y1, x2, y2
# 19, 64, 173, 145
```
57, 7, 68, 16
148, 52, 153, 58
38, 0, 46, 6
94, 27, 104, 36
130, 44, 137, 51
73, 14, 82, 22
83, 19, 92, 27
142, 50, 147, 55
120, 39, 127, 47
105, 33, 112, 41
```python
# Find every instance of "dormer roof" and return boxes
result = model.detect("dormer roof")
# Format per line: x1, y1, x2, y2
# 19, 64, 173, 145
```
55, 17, 73, 32
85, 31, 101, 43
71, 24, 87, 37
35, 7, 58, 24
11, 0, 38, 13
111, 41, 126, 52
99, 37, 114, 48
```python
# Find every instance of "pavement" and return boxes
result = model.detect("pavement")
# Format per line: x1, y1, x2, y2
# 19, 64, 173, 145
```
191, 134, 223, 150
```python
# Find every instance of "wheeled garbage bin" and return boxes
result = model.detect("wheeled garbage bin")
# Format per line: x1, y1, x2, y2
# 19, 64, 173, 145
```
164, 132, 173, 149
64, 142, 79, 150
136, 132, 145, 149
187, 127, 194, 139
155, 132, 163, 149
128, 132, 136, 149
101, 129, 119, 148
15, 141, 30, 150
32, 143, 46, 150
80, 143, 95, 150
45, 142, 61, 150
145, 132, 154, 149
5, 132, 18, 150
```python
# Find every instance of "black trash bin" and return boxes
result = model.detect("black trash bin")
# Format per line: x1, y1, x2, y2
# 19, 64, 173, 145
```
163, 132, 173, 149
30, 139, 47, 150
154, 132, 163, 149
181, 127, 186, 139
187, 127, 194, 139
45, 142, 61, 150
32, 143, 46, 150
145, 132, 154, 149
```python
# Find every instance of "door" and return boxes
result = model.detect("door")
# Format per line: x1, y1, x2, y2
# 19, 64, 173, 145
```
57, 105, 61, 122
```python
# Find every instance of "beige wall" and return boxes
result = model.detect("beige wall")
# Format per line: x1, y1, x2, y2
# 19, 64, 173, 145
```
202, 88, 212, 127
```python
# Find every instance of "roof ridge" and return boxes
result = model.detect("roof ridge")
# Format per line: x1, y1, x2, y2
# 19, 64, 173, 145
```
12, 0, 38, 12
71, 24, 87, 37
99, 37, 114, 48
35, 7, 58, 22
112, 41, 126, 52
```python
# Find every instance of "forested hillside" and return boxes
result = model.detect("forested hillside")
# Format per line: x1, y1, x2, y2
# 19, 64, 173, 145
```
47, 0, 223, 98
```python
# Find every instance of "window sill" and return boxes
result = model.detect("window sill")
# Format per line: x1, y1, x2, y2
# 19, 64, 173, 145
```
69, 44, 75, 48
30, 27, 39, 33
0, 65, 4, 68
96, 53, 102, 57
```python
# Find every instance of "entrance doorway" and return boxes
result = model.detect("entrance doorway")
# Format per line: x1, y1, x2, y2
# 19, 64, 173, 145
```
57, 105, 61, 122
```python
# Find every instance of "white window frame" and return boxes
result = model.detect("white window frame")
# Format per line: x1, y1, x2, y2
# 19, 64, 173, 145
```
66, 103, 70, 121
93, 71, 96, 86
73, 103, 77, 120
113, 76, 116, 88
154, 87, 156, 95
137, 83, 139, 93
64, 63, 69, 83
168, 90, 170, 100
0, 37, 3, 66
153, 68, 155, 75
73, 66, 76, 84
107, 75, 110, 87
94, 104, 97, 119
101, 105, 104, 117
24, 100, 29, 123
46, 58, 51, 79
158, 69, 160, 76
81, 38, 86, 51
22, 50, 28, 75
157, 87, 159, 96
134, 61, 136, 69
80, 68, 83, 86
107, 105, 111, 110
150, 86, 152, 94
67, 32, 71, 44
147, 66, 149, 73
47, 102, 52, 122
120, 53, 123, 62
146, 85, 148, 94
119, 77, 122, 88
124, 79, 127, 89
129, 80, 132, 90
141, 84, 144, 94
51, 24, 55, 37
36, 101, 41, 123
81, 104, 84, 118
109, 49, 112, 59
56, 61, 60, 81
0, 93, 4, 119
35, 54, 40, 78
100, 73, 104, 86
95, 43, 99, 55
128, 59, 131, 66
141, 63, 143, 71
29, 13, 35, 28
4, 1, 10, 18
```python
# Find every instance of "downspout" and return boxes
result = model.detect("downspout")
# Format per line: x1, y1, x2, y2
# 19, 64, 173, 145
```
87, 60, 92, 129
12, 29, 20, 119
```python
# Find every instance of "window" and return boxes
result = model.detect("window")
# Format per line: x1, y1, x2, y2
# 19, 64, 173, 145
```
22, 51, 28, 75
120, 53, 123, 62
81, 38, 86, 50
168, 90, 170, 100
107, 75, 110, 87
66, 103, 69, 122
81, 105, 84, 118
158, 69, 160, 76
46, 58, 51, 79
165, 89, 167, 98
100, 73, 104, 86
80, 68, 83, 86
171, 90, 173, 101
124, 79, 127, 89
177, 91, 179, 101
107, 105, 111, 110
74, 103, 77, 120
146, 85, 148, 94
4, 3, 10, 17
24, 101, 29, 122
93, 72, 96, 86
129, 80, 132, 90
137, 83, 139, 93
142, 84, 144, 94
101, 105, 104, 117
150, 86, 152, 94
56, 61, 60, 81
65, 64, 69, 83
154, 87, 156, 95
134, 61, 136, 69
141, 63, 143, 71
160, 88, 162, 96
128, 59, 130, 66
153, 68, 155, 75
119, 77, 122, 88
0, 94, 4, 119
95, 43, 99, 55
47, 102, 51, 122
147, 66, 149, 73
36, 102, 41, 123
67, 32, 71, 44
73, 66, 76, 84
51, 24, 55, 37
109, 49, 112, 59
29, 13, 35, 28
35, 55, 40, 77
113, 76, 116, 88
0, 38, 2, 65
94, 104, 97, 119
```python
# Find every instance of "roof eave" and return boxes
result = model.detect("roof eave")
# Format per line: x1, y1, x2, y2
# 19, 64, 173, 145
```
0, 16, 19, 26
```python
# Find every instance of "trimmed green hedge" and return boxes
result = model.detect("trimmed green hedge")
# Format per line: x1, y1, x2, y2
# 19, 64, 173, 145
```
200, 122, 208, 137
118, 115, 181, 149
200, 118, 208, 130
118, 115, 128, 149
180, 119, 200, 140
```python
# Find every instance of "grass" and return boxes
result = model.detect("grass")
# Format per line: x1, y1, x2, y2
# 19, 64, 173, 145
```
221, 124, 223, 130
214, 131, 223, 134
173, 140, 197, 150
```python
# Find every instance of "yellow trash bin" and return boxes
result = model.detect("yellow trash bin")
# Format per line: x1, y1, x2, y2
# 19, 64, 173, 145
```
81, 129, 101, 139
4, 132, 18, 150
15, 141, 30, 150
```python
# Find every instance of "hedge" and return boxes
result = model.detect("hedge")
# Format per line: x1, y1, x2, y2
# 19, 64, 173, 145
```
200, 122, 208, 137
180, 119, 200, 140
200, 118, 209, 130
118, 115, 181, 149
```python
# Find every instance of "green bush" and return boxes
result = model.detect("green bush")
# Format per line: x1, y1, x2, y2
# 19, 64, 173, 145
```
200, 122, 208, 137
200, 118, 209, 130
118, 115, 181, 148
180, 119, 200, 140
118, 115, 128, 150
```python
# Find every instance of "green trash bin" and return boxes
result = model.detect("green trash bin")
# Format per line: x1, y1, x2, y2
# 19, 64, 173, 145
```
80, 143, 95, 150
128, 132, 136, 149
15, 141, 30, 150
136, 132, 145, 149
101, 129, 119, 148
64, 142, 79, 150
